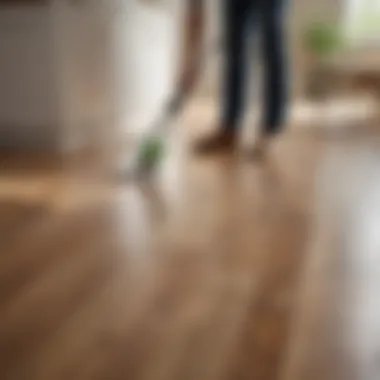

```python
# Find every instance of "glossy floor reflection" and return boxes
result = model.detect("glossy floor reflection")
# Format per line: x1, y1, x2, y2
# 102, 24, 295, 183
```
1, 123, 380, 379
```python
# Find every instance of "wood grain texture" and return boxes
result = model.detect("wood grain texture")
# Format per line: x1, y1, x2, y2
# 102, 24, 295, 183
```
0, 108, 380, 380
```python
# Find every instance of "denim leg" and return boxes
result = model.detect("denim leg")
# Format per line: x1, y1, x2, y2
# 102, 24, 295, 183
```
260, 0, 289, 135
221, 0, 252, 132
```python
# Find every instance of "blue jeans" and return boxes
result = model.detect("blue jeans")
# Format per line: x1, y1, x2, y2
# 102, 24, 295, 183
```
222, 0, 288, 134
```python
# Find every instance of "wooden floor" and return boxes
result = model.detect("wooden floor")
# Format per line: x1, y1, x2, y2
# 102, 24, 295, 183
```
1, 116, 380, 379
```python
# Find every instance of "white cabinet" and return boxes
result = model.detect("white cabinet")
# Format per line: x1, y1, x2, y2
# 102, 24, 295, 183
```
0, 1, 114, 152
0, 5, 60, 149
113, 0, 183, 136
0, 0, 183, 151
52, 0, 116, 151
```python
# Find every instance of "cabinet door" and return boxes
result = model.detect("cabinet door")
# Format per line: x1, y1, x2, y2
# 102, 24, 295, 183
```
53, 0, 115, 151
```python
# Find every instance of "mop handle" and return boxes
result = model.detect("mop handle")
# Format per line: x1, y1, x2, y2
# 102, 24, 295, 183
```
153, 34, 219, 135
166, 90, 186, 115
146, 93, 182, 138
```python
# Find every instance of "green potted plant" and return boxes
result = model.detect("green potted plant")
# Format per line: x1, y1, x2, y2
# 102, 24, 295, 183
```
303, 22, 342, 61
302, 22, 344, 98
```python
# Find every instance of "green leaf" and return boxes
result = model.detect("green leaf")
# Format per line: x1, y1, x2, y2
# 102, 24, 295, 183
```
303, 22, 343, 57
138, 137, 165, 167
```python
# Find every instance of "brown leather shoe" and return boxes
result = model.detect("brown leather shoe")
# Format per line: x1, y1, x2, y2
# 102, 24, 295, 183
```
194, 131, 237, 155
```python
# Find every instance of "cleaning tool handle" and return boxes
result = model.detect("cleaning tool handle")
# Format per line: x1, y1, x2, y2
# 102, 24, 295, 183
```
166, 91, 186, 116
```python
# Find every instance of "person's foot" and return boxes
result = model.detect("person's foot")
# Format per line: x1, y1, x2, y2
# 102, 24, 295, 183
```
247, 134, 273, 161
194, 130, 237, 155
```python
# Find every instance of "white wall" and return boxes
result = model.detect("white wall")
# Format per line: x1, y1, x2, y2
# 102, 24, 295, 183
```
0, 5, 60, 149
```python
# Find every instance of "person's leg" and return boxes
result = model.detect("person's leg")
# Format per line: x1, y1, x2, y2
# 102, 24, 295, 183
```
195, 0, 252, 153
251, 0, 289, 158
262, 0, 288, 134
222, 0, 252, 133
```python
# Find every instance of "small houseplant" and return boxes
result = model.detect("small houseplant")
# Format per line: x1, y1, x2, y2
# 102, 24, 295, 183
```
303, 22, 343, 61
302, 22, 344, 98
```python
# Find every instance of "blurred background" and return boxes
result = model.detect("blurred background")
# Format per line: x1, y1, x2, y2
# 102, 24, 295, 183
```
1, 1, 380, 380
1, 0, 380, 153
0, 0, 183, 154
